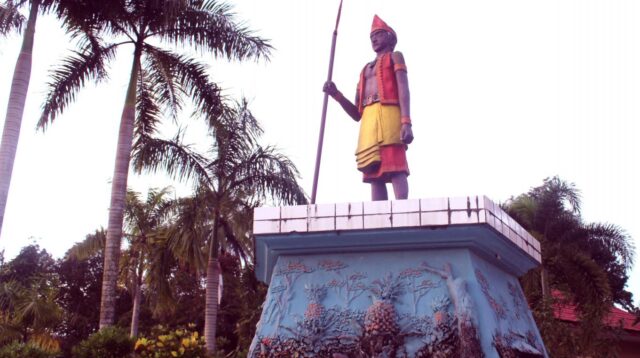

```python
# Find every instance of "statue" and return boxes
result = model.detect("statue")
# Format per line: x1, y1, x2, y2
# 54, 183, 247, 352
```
324, 15, 413, 201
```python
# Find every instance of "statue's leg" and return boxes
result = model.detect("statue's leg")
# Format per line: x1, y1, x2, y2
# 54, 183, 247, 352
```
391, 173, 409, 200
371, 181, 388, 201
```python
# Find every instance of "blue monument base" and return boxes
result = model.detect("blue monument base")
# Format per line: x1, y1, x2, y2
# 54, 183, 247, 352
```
249, 198, 548, 357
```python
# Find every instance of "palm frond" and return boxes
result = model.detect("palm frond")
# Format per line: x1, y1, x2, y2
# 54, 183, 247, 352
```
152, 0, 272, 61
38, 43, 117, 129
53, 0, 127, 34
143, 44, 182, 120
167, 195, 210, 271
531, 176, 582, 214
505, 194, 537, 230
0, 1, 24, 35
0, 321, 22, 344
135, 69, 163, 138
14, 279, 62, 330
28, 332, 60, 353
66, 228, 106, 260
227, 146, 307, 205
548, 246, 611, 320
132, 132, 211, 184
219, 217, 249, 263
145, 234, 178, 318
143, 46, 223, 120
585, 223, 634, 270
0, 280, 23, 310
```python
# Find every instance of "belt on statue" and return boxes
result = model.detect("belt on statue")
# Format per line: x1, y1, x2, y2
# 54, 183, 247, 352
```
362, 94, 380, 107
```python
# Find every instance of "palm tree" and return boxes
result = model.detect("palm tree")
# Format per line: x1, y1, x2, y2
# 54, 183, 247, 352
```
67, 188, 177, 338
37, 0, 272, 329
134, 99, 307, 353
505, 177, 636, 357
0, 0, 102, 238
123, 187, 175, 337
0, 0, 39, 239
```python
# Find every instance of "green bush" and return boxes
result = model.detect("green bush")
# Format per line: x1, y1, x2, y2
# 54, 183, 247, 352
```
135, 325, 207, 357
0, 341, 57, 358
71, 326, 133, 358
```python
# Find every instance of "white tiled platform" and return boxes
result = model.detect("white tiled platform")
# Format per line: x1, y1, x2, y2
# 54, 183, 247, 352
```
254, 196, 542, 263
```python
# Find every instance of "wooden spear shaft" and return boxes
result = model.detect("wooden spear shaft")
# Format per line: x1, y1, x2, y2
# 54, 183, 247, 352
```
311, 0, 344, 204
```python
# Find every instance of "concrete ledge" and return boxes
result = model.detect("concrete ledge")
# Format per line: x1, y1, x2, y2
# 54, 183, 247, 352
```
254, 196, 541, 279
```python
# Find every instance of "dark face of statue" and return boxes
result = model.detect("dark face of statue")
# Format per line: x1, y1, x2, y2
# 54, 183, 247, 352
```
370, 30, 394, 53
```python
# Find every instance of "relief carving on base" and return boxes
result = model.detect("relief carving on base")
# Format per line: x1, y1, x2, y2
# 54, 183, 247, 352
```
252, 260, 485, 358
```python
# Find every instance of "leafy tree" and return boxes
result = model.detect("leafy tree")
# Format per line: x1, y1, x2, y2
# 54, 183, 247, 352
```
56, 230, 105, 356
505, 177, 636, 357
0, 244, 55, 286
0, 245, 61, 353
37, 0, 272, 330
60, 229, 137, 356
135, 99, 306, 352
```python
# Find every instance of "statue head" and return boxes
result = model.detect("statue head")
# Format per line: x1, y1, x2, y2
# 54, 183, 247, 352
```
370, 15, 397, 53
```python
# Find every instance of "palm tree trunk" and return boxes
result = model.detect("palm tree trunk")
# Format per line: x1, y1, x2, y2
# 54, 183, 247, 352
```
99, 47, 141, 328
541, 267, 550, 298
204, 214, 221, 353
0, 0, 40, 238
130, 251, 144, 337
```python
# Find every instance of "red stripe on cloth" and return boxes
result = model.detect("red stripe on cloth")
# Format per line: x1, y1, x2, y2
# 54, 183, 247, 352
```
363, 144, 409, 183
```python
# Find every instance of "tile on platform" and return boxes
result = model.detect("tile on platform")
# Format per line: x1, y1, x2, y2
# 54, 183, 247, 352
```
253, 220, 280, 234
281, 205, 308, 219
364, 200, 391, 215
363, 213, 392, 229
280, 218, 307, 233
527, 243, 535, 258
501, 221, 511, 239
531, 237, 541, 251
336, 215, 364, 230
491, 217, 502, 233
534, 250, 542, 263
309, 217, 335, 232
392, 213, 421, 227
420, 197, 449, 212
449, 196, 475, 210
421, 211, 449, 226
254, 206, 280, 221
450, 210, 479, 225
508, 228, 518, 245
308, 203, 335, 218
478, 209, 487, 223
477, 195, 488, 209
391, 199, 420, 213
485, 211, 496, 227
498, 208, 509, 224
336, 202, 363, 217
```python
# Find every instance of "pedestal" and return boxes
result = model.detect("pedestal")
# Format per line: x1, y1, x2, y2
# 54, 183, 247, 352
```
249, 196, 548, 357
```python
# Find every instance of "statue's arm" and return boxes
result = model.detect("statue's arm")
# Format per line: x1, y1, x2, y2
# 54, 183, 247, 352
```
392, 51, 413, 144
323, 81, 361, 121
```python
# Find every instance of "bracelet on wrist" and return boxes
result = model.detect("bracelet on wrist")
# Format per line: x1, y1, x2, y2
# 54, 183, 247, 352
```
401, 116, 412, 125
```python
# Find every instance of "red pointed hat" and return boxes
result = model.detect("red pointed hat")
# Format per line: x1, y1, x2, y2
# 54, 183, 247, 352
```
371, 14, 396, 38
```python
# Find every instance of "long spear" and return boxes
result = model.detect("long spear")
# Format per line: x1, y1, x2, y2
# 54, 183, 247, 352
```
311, 0, 344, 204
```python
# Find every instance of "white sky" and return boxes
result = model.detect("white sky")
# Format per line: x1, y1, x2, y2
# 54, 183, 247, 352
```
0, 0, 638, 304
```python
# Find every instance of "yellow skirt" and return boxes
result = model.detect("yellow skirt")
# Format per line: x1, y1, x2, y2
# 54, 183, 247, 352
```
355, 103, 403, 172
